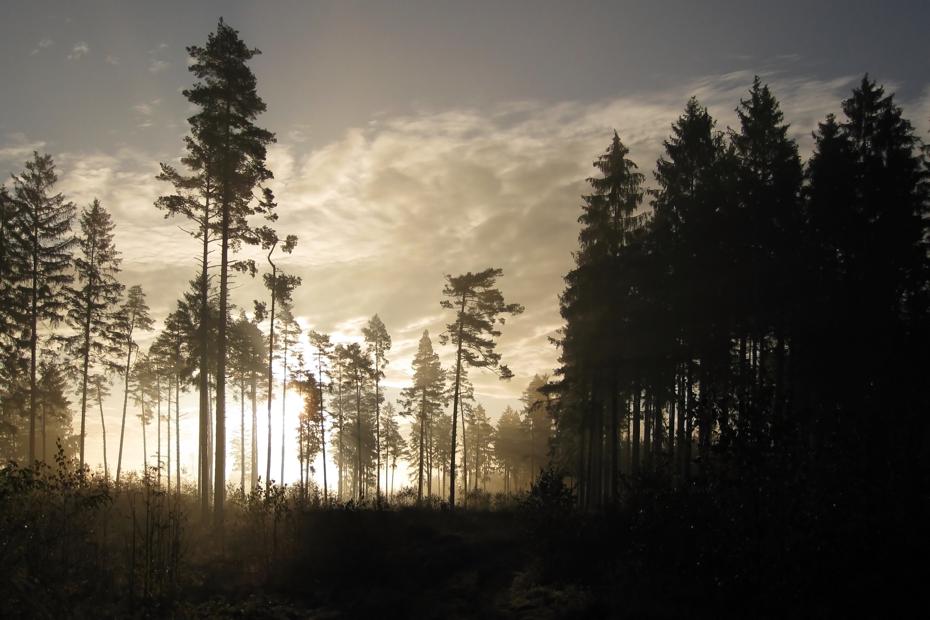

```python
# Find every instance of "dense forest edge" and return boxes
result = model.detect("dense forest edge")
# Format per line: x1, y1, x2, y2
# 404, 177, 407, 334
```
1, 18, 928, 619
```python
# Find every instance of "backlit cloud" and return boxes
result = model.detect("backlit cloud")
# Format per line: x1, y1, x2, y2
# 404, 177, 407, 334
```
29, 37, 53, 55
67, 41, 89, 60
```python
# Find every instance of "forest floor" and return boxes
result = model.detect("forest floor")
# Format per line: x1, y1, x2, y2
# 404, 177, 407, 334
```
177, 508, 592, 619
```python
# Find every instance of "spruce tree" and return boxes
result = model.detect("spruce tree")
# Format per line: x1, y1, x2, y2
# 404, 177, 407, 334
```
12, 152, 76, 463
64, 199, 124, 469
400, 330, 446, 501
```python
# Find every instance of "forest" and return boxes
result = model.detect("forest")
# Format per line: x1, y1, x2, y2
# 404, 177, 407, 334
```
1, 16, 928, 619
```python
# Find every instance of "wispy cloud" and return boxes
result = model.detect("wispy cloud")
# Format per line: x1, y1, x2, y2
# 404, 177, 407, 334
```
24, 69, 884, 416
30, 38, 54, 56
105, 54, 120, 66
132, 99, 161, 116
148, 59, 169, 73
0, 135, 48, 166
67, 42, 89, 61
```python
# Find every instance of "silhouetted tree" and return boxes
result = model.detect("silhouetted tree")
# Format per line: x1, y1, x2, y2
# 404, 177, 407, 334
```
363, 314, 391, 500
400, 330, 446, 501
64, 199, 123, 469
115, 285, 153, 484
11, 152, 76, 463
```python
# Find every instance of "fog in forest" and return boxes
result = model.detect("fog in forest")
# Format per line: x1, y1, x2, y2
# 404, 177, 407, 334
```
1, 2, 928, 617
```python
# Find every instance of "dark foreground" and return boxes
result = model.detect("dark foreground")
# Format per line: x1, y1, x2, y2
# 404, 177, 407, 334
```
1, 464, 924, 619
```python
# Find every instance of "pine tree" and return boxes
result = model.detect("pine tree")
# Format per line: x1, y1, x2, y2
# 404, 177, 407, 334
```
64, 199, 124, 469
184, 19, 276, 529
115, 285, 154, 483
309, 330, 333, 500
277, 302, 301, 484
254, 225, 298, 492
400, 330, 446, 501
229, 311, 266, 492
12, 152, 76, 463
439, 268, 523, 507
362, 314, 391, 501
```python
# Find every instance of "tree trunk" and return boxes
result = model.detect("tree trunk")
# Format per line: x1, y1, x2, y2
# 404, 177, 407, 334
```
609, 380, 618, 503
280, 336, 288, 486
318, 355, 327, 502
97, 383, 109, 480
198, 202, 211, 517
250, 372, 258, 491
116, 330, 134, 484
448, 292, 466, 508
632, 382, 641, 477
214, 191, 230, 529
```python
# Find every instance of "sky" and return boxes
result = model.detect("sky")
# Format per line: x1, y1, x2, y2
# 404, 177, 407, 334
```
2, 1, 929, 484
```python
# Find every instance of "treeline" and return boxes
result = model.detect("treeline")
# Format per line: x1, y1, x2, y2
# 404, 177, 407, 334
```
551, 76, 930, 510
0, 20, 540, 528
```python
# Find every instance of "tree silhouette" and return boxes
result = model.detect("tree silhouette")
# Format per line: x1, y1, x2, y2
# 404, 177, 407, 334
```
114, 285, 153, 484
440, 268, 523, 507
64, 199, 124, 469
400, 330, 446, 501
11, 152, 75, 463
363, 314, 391, 501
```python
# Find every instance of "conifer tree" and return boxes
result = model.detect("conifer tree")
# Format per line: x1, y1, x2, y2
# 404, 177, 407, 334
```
12, 152, 76, 463
277, 302, 300, 484
363, 314, 391, 500
64, 199, 124, 469
309, 330, 333, 500
440, 268, 523, 507
400, 330, 446, 501
184, 19, 276, 528
115, 285, 153, 483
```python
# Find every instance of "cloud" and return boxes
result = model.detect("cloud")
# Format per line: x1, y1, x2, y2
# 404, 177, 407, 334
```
24, 68, 876, 422
105, 55, 120, 66
0, 135, 48, 165
149, 59, 169, 73
132, 99, 161, 116
132, 99, 163, 128
67, 42, 89, 60
30, 38, 54, 55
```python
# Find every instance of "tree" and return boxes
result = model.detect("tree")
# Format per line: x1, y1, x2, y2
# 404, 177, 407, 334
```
130, 352, 158, 473
295, 366, 321, 498
467, 403, 495, 491
12, 152, 76, 463
90, 372, 113, 479
171, 18, 276, 528
64, 199, 124, 469
160, 305, 192, 494
564, 130, 648, 504
380, 402, 406, 496
309, 330, 333, 500
277, 303, 301, 484
439, 268, 523, 507
115, 285, 153, 484
400, 330, 446, 501
36, 361, 74, 462
229, 311, 266, 492
254, 225, 298, 492
0, 186, 27, 401
330, 344, 350, 499
343, 342, 372, 500
730, 77, 803, 448
494, 406, 524, 493
363, 314, 391, 500
521, 374, 553, 484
